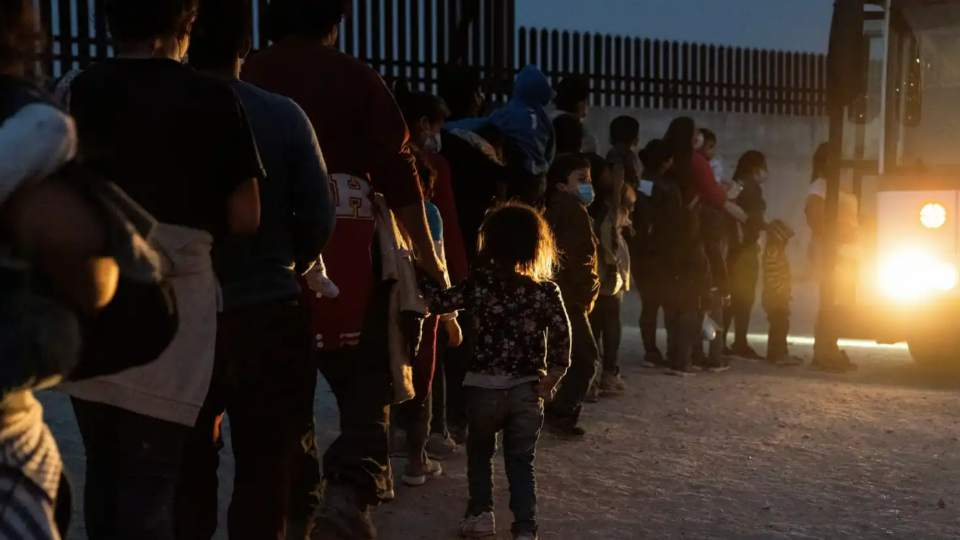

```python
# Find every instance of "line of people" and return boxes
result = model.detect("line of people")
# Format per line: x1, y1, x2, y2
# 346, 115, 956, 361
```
0, 1, 855, 540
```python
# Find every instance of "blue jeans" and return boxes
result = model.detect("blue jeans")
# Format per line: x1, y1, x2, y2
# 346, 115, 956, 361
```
465, 382, 544, 534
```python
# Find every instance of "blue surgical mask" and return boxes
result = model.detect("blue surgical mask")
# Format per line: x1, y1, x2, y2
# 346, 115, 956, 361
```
577, 184, 596, 206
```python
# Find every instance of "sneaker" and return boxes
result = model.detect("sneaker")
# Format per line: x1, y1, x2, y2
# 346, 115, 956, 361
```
641, 350, 666, 368
704, 361, 732, 373
729, 343, 764, 360
460, 511, 497, 538
449, 424, 469, 446
599, 371, 626, 395
425, 433, 460, 461
383, 472, 395, 502
314, 481, 377, 539
401, 458, 443, 487
665, 366, 698, 377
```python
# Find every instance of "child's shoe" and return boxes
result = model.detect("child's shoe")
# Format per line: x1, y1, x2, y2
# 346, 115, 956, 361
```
425, 433, 460, 461
460, 511, 497, 538
401, 458, 442, 487
304, 257, 340, 298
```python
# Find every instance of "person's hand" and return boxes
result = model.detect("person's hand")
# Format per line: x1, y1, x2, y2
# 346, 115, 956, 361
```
445, 318, 463, 348
537, 374, 562, 401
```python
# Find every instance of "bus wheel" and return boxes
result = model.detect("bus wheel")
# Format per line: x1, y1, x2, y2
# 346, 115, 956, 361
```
908, 338, 960, 366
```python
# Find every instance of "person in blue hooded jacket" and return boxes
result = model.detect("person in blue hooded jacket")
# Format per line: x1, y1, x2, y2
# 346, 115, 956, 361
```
487, 65, 557, 176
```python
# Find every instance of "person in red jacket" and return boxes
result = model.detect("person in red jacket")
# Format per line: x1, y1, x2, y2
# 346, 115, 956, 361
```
241, 1, 448, 538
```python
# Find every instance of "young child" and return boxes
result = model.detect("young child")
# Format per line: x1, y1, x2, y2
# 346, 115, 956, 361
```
543, 153, 600, 436
423, 202, 570, 540
587, 156, 629, 395
606, 115, 642, 188
700, 128, 723, 183
762, 220, 802, 366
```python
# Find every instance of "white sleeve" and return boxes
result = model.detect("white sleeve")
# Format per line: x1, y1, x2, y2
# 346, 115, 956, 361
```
808, 178, 827, 199
0, 103, 77, 206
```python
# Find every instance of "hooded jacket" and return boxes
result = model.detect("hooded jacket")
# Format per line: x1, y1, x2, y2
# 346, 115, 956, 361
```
486, 65, 556, 176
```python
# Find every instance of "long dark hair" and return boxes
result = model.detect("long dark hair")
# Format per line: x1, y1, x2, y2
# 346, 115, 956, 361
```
732, 150, 767, 182
812, 142, 829, 182
663, 116, 696, 167
0, 0, 38, 77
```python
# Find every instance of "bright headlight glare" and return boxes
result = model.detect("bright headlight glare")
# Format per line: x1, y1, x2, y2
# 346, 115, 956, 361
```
920, 203, 947, 229
879, 251, 958, 300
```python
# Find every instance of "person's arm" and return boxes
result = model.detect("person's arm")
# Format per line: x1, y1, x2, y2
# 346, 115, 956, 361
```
555, 206, 600, 310
286, 100, 336, 273
215, 87, 265, 235
538, 281, 571, 399
362, 72, 448, 287
427, 153, 470, 283
425, 275, 475, 315
0, 104, 77, 206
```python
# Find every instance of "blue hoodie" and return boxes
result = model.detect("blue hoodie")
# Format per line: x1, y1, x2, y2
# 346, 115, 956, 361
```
486, 65, 557, 176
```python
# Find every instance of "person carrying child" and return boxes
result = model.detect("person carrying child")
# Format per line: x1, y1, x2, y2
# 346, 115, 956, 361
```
763, 220, 803, 366
422, 202, 571, 540
543, 154, 600, 435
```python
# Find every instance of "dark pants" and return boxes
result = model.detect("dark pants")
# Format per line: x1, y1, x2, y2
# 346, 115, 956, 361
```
589, 293, 623, 373
766, 307, 790, 360
73, 398, 188, 540
175, 301, 316, 540
665, 275, 702, 371
694, 289, 724, 366
396, 391, 433, 460
466, 383, 543, 534
725, 244, 760, 347
547, 309, 599, 418
441, 313, 474, 433
430, 325, 449, 436
398, 316, 438, 457
636, 268, 666, 356
289, 277, 394, 514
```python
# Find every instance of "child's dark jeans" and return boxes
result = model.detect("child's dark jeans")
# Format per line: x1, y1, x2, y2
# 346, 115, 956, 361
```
465, 382, 544, 534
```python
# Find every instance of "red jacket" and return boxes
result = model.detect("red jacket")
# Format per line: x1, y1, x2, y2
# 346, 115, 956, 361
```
423, 151, 469, 283
243, 36, 422, 351
691, 153, 727, 209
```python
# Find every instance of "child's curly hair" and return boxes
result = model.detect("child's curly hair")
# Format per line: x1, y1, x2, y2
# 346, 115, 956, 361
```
478, 201, 556, 283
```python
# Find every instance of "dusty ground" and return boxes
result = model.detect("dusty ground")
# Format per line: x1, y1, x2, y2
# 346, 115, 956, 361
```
41, 286, 960, 539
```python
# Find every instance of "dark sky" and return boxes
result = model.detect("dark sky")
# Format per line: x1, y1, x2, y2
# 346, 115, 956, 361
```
516, 0, 835, 53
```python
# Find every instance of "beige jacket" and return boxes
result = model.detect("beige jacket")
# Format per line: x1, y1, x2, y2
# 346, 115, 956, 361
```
61, 223, 220, 427
374, 194, 426, 404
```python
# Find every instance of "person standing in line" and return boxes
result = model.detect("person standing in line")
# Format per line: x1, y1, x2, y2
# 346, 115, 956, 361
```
694, 127, 731, 372
606, 116, 642, 188
173, 1, 336, 539
422, 202, 570, 540
60, 0, 265, 538
661, 118, 712, 376
633, 140, 676, 368
762, 220, 804, 366
587, 158, 629, 396
242, 1, 449, 537
543, 154, 600, 436
723, 151, 769, 361
550, 75, 600, 154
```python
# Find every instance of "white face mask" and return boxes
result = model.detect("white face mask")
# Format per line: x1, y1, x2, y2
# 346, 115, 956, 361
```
694, 132, 705, 151
424, 132, 442, 152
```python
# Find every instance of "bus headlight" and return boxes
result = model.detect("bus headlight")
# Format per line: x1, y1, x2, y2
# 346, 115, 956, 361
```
920, 203, 947, 229
879, 251, 958, 300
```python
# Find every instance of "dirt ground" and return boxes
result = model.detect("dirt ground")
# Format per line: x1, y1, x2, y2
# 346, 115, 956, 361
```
42, 320, 960, 540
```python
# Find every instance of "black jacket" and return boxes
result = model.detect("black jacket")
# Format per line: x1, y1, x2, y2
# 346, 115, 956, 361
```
545, 192, 600, 312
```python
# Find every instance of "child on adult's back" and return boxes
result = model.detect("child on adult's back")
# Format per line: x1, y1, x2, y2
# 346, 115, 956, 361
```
422, 202, 570, 540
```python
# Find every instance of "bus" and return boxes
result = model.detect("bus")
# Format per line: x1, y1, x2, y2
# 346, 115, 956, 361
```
821, 0, 960, 364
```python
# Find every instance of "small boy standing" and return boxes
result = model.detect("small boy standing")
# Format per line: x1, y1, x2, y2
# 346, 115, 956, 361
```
424, 203, 570, 540
543, 154, 600, 436
762, 220, 802, 366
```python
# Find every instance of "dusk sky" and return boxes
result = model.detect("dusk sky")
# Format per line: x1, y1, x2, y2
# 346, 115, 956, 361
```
515, 0, 835, 53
